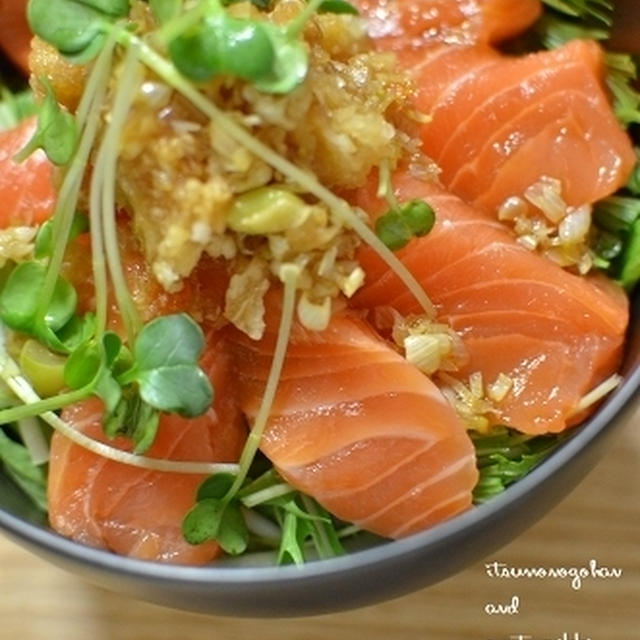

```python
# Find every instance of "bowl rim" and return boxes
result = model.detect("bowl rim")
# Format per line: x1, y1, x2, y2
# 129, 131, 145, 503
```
1, 345, 639, 588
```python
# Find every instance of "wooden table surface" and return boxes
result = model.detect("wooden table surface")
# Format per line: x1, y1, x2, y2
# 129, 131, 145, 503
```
0, 408, 638, 640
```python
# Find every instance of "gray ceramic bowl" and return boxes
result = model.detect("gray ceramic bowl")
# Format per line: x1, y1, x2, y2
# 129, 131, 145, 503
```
1, 289, 638, 617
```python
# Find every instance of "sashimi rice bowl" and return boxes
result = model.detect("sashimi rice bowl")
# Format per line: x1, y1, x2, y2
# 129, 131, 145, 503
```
0, 0, 639, 616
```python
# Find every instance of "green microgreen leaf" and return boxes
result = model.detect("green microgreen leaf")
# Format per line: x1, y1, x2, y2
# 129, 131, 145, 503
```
264, 495, 330, 523
63, 340, 103, 389
619, 218, 640, 289
149, 0, 182, 23
55, 312, 97, 353
375, 200, 436, 251
375, 211, 411, 251
197, 472, 236, 501
169, 15, 276, 85
182, 497, 249, 554
277, 507, 310, 564
534, 2, 638, 132
12, 78, 77, 167
0, 262, 77, 344
471, 427, 564, 503
221, 0, 271, 8
34, 212, 89, 259
540, 0, 612, 25
215, 502, 249, 554
116, 313, 213, 417
131, 313, 205, 370
183, 470, 249, 553
94, 370, 124, 417
137, 364, 213, 416
107, 392, 160, 453
0, 428, 48, 511
64, 336, 122, 423
0, 87, 37, 132
236, 467, 283, 497
165, 0, 309, 94
300, 495, 345, 559
593, 195, 640, 289
535, 0, 612, 50
535, 14, 608, 49
400, 200, 436, 237
79, 0, 130, 15
252, 30, 307, 95
182, 463, 346, 562
594, 195, 640, 234
626, 151, 640, 196
317, 0, 359, 15
272, 495, 343, 564
182, 497, 228, 544
63, 332, 164, 454
63, 332, 125, 388
27, 0, 127, 63
604, 53, 640, 126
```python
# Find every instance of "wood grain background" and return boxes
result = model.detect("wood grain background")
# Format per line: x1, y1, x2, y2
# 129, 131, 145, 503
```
0, 408, 638, 640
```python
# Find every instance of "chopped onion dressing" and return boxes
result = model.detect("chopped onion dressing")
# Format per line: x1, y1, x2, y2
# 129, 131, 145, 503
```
499, 176, 595, 274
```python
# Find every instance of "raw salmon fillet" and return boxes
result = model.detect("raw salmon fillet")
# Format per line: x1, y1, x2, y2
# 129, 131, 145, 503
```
0, 117, 55, 228
226, 296, 478, 538
47, 333, 246, 564
401, 39, 635, 215
0, 0, 31, 73
351, 174, 629, 435
354, 0, 542, 49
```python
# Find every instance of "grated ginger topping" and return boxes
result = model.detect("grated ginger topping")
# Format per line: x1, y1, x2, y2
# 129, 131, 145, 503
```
30, 0, 431, 339
106, 1, 422, 336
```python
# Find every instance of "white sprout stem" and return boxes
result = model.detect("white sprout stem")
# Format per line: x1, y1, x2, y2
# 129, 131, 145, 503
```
154, 0, 221, 45
224, 264, 299, 499
240, 482, 295, 508
75, 32, 118, 131
89, 134, 110, 336
97, 41, 144, 342
36, 36, 117, 318
16, 416, 50, 466
336, 524, 362, 539
119, 32, 436, 318
240, 506, 282, 541
569, 374, 623, 418
376, 157, 400, 210
300, 493, 335, 559
286, 0, 325, 38
0, 327, 238, 475
86, 40, 120, 335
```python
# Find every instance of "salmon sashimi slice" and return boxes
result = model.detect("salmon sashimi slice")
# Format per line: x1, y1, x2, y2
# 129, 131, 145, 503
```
0, 117, 56, 228
354, 0, 542, 50
351, 174, 629, 435
226, 295, 478, 539
47, 333, 246, 564
61, 222, 230, 336
0, 0, 31, 74
401, 39, 635, 216
48, 228, 237, 564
